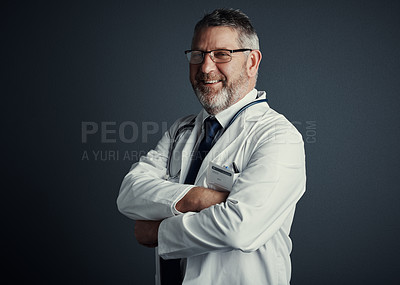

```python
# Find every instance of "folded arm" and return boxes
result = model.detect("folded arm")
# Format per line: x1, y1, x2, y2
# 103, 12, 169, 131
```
157, 125, 306, 259
135, 187, 229, 247
117, 117, 196, 221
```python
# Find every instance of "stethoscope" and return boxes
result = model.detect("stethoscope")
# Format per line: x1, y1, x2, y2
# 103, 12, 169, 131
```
167, 98, 268, 179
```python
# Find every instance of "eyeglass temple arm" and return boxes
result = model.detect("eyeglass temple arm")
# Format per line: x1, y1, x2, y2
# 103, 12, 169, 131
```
184, 48, 253, 54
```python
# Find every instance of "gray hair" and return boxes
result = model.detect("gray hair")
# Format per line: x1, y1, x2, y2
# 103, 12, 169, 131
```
193, 8, 260, 50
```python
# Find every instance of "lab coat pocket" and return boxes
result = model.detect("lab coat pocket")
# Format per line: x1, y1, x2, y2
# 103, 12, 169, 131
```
206, 162, 235, 192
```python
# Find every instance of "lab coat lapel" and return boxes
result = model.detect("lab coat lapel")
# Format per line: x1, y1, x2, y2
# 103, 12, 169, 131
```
182, 91, 269, 185
179, 112, 202, 184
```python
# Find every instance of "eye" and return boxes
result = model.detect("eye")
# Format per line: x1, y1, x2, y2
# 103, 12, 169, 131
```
214, 51, 230, 58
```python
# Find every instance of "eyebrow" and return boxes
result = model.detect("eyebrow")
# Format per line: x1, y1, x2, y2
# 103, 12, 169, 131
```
191, 47, 234, 51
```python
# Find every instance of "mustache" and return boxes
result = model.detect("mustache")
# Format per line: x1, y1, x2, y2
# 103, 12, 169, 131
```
195, 72, 226, 82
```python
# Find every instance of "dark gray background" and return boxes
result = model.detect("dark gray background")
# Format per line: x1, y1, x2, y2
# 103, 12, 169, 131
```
3, 0, 400, 284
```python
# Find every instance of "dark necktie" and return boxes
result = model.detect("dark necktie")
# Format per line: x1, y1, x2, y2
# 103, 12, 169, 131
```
160, 117, 222, 285
184, 116, 222, 184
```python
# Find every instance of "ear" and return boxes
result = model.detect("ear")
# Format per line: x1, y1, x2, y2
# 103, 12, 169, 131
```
246, 50, 262, 78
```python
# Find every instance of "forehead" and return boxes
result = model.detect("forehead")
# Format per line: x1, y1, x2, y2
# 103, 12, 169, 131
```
192, 26, 240, 49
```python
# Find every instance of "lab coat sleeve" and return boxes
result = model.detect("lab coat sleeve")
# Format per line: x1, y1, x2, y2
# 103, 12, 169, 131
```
158, 122, 306, 258
116, 118, 193, 221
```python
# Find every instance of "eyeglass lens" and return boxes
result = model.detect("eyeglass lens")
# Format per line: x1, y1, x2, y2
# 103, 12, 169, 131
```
187, 50, 232, 64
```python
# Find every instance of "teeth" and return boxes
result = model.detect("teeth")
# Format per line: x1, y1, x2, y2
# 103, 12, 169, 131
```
204, 80, 219, 84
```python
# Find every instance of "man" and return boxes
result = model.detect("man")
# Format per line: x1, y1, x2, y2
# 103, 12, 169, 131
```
117, 8, 306, 285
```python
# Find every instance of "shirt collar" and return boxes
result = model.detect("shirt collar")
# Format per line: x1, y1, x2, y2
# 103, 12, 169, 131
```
200, 89, 258, 129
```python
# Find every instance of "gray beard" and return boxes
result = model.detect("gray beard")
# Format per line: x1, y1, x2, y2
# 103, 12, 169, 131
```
193, 69, 249, 115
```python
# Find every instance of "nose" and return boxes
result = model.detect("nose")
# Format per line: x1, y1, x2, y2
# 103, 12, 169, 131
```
201, 53, 217, 74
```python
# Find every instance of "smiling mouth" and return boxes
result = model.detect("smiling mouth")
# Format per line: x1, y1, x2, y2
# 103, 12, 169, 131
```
202, 80, 222, 84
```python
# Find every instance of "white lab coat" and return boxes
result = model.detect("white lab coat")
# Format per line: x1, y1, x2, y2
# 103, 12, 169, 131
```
117, 91, 306, 285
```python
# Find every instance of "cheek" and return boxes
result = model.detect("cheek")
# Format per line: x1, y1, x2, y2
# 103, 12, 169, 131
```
217, 66, 231, 81
223, 62, 246, 81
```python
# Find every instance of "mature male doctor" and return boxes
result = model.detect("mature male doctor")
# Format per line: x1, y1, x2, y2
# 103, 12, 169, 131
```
117, 8, 306, 285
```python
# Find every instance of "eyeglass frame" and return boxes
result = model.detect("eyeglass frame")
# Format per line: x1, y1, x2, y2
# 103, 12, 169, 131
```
184, 48, 253, 64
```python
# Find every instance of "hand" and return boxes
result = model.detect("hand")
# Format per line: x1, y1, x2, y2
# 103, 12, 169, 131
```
134, 220, 161, 248
176, 187, 229, 213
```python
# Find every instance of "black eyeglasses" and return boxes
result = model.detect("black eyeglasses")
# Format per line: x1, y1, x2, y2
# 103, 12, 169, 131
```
184, 49, 253, 64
